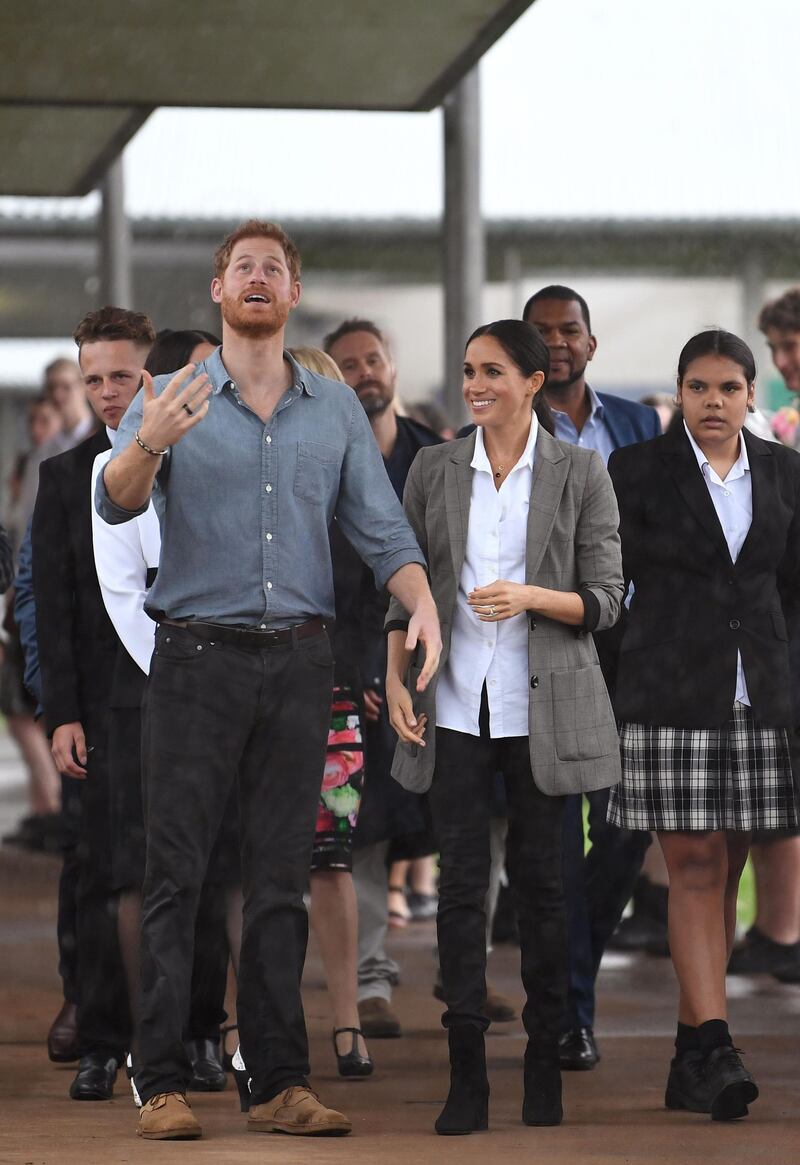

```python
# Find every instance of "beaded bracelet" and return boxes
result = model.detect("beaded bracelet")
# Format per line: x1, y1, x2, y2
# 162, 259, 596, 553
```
135, 430, 169, 457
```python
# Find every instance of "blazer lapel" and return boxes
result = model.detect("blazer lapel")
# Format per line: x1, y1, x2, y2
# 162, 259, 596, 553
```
659, 424, 733, 567
735, 428, 774, 567
526, 429, 569, 581
444, 433, 475, 580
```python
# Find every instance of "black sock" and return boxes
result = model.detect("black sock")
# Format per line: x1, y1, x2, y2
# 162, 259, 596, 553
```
675, 1022, 698, 1057
697, 1019, 732, 1056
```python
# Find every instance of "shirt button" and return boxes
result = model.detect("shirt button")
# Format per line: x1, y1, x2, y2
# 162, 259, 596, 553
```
530, 675, 539, 689
723, 489, 731, 497
266, 484, 272, 492
265, 533, 273, 541
266, 435, 272, 444
267, 582, 273, 590
729, 619, 740, 630
260, 624, 267, 630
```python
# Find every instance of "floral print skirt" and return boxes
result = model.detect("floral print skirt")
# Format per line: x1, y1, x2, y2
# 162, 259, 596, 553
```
311, 685, 365, 872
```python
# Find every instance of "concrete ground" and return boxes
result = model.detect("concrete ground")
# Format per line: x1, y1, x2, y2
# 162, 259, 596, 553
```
1, 733, 799, 1164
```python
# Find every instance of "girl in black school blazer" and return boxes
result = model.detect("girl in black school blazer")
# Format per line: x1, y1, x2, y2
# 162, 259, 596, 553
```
607, 329, 800, 1123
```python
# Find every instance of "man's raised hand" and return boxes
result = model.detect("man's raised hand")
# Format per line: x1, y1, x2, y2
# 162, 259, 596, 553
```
138, 364, 213, 452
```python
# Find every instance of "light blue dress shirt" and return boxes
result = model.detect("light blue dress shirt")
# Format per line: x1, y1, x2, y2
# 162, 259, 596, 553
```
552, 386, 616, 465
95, 349, 425, 627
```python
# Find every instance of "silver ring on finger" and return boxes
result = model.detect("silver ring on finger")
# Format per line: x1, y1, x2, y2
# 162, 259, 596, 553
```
182, 402, 194, 416
489, 605, 496, 616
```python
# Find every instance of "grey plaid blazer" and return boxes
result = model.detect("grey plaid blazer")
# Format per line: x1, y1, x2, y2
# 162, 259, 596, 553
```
386, 426, 624, 797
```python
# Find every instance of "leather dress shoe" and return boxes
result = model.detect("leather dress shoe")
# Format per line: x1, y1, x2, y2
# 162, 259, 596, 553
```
69, 1053, 119, 1100
665, 1050, 712, 1113
704, 1045, 758, 1121
358, 996, 402, 1038
47, 1000, 79, 1063
186, 1037, 226, 1091
558, 1027, 600, 1071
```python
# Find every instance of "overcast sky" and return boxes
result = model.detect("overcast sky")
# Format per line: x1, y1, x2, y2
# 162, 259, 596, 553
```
2, 0, 798, 222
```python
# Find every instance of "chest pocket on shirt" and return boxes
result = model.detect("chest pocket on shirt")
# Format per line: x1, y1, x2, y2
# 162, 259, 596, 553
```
294, 442, 341, 505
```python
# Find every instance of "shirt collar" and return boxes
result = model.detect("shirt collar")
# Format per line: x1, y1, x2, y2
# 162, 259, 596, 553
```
201, 346, 315, 398
551, 385, 604, 425
471, 411, 539, 475
684, 420, 750, 481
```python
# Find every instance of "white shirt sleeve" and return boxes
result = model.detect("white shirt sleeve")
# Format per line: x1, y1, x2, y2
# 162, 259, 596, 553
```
91, 450, 161, 675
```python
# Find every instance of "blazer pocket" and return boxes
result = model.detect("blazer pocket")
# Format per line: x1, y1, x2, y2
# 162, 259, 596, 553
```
551, 665, 616, 762
294, 442, 341, 504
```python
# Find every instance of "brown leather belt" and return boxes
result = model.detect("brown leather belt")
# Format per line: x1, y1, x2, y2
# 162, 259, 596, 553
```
160, 616, 326, 650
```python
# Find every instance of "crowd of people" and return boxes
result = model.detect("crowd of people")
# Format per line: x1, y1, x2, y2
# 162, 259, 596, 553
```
2, 217, 800, 1143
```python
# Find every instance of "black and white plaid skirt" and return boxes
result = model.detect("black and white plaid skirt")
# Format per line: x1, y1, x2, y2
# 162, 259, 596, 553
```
607, 703, 799, 832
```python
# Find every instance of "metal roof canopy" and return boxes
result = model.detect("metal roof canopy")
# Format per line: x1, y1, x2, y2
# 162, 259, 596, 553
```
0, 0, 531, 195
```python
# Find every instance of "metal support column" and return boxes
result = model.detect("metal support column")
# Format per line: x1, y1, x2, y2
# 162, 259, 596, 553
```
740, 247, 765, 404
442, 67, 484, 427
99, 156, 132, 308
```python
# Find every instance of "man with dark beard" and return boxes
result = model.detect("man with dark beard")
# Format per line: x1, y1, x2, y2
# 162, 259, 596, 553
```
522, 286, 660, 1072
96, 221, 441, 1142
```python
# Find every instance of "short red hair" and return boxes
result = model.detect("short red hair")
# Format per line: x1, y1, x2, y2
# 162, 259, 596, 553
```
213, 220, 301, 282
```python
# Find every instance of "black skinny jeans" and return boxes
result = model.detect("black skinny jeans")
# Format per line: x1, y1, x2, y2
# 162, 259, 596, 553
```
430, 716, 567, 1055
135, 624, 333, 1106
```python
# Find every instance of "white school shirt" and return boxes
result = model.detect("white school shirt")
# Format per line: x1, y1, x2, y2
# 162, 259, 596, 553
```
436, 413, 538, 737
684, 422, 752, 706
91, 430, 162, 676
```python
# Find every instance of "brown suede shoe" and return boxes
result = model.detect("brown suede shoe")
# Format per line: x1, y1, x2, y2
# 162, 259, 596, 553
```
484, 982, 517, 1024
137, 1092, 202, 1140
248, 1087, 351, 1136
358, 996, 402, 1038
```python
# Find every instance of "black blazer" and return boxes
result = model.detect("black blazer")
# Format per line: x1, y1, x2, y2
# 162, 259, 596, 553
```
608, 424, 800, 728
31, 429, 122, 736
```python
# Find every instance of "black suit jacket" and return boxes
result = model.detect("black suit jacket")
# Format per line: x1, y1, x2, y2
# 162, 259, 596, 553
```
31, 429, 121, 736
608, 424, 800, 728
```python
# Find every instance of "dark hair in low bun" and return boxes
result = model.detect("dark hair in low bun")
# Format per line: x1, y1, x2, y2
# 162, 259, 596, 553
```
466, 319, 555, 435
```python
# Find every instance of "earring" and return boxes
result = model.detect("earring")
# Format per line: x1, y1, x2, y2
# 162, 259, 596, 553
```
747, 403, 756, 413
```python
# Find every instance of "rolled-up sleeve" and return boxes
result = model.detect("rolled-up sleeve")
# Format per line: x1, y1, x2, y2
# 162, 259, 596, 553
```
334, 398, 426, 589
94, 389, 164, 525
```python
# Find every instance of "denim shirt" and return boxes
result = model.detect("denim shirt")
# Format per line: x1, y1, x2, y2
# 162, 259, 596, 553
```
95, 349, 425, 626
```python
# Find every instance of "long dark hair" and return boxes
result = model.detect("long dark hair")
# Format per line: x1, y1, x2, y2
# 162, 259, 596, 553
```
466, 319, 555, 435
677, 329, 756, 385
143, 329, 221, 378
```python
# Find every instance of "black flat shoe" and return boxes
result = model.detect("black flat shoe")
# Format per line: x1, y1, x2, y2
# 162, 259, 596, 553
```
69, 1053, 119, 1101
333, 1027, 374, 1078
186, 1037, 226, 1092
665, 1050, 712, 1113
704, 1046, 758, 1121
558, 1027, 600, 1071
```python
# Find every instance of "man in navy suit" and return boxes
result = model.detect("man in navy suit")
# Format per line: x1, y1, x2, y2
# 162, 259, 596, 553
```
523, 285, 661, 1070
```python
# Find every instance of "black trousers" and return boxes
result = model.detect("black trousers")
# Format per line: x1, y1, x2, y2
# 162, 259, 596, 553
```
72, 731, 131, 1059
561, 790, 650, 1030
430, 716, 567, 1053
135, 624, 333, 1106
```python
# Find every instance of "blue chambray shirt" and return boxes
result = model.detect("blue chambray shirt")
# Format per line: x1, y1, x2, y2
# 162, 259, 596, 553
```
552, 385, 615, 465
95, 348, 426, 626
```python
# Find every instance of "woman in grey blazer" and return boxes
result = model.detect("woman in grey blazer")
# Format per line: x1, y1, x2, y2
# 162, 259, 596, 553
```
384, 320, 623, 1135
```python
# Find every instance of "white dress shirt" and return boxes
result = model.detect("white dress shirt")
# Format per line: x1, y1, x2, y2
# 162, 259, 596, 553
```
684, 421, 752, 705
436, 414, 538, 737
91, 429, 161, 675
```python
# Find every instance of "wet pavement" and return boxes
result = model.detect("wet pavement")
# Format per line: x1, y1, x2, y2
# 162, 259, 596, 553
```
1, 743, 799, 1163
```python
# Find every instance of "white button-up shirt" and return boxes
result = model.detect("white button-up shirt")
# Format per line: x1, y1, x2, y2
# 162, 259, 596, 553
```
684, 422, 752, 705
436, 414, 538, 737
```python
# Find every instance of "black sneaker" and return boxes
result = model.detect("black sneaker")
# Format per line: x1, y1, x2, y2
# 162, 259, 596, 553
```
665, 1050, 711, 1113
703, 1045, 758, 1121
727, 926, 800, 977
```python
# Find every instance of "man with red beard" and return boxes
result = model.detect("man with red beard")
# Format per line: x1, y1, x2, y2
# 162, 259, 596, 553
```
96, 221, 441, 1142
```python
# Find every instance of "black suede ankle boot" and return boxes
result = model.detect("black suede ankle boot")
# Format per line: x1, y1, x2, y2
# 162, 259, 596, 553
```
435, 1026, 489, 1136
522, 1046, 563, 1126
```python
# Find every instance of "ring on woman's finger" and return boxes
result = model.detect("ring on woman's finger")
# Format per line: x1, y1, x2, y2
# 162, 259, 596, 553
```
489, 605, 497, 616
182, 402, 194, 417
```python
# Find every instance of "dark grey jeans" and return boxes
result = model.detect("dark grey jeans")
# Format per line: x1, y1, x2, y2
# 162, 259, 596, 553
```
135, 624, 333, 1106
